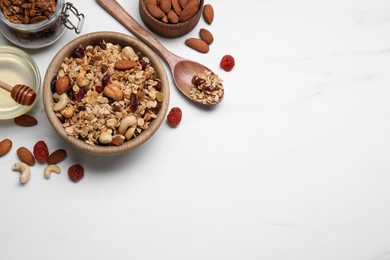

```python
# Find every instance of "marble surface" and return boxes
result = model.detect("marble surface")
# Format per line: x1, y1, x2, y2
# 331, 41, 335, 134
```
1, 0, 390, 259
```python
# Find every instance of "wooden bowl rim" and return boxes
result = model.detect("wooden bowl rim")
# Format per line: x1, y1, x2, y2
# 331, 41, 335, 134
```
43, 31, 170, 155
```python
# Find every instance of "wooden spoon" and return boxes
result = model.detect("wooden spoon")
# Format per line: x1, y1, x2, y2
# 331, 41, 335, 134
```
0, 80, 36, 106
96, 0, 223, 106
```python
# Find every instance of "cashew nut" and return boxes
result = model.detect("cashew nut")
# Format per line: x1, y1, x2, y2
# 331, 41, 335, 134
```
12, 162, 31, 184
76, 70, 90, 87
99, 131, 113, 144
44, 164, 61, 180
125, 126, 136, 140
53, 93, 69, 112
121, 46, 138, 61
60, 107, 75, 118
118, 115, 137, 134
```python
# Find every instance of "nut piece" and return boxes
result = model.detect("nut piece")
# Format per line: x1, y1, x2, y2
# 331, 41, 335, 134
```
17, 147, 35, 166
146, 4, 166, 19
14, 114, 38, 127
203, 4, 214, 24
55, 76, 71, 94
160, 0, 172, 14
118, 115, 137, 135
114, 60, 138, 70
47, 149, 67, 164
99, 131, 113, 144
179, 0, 199, 22
185, 38, 209, 53
103, 84, 123, 101
0, 138, 12, 157
167, 9, 179, 23
199, 28, 214, 45
44, 164, 61, 180
53, 93, 69, 112
12, 162, 31, 184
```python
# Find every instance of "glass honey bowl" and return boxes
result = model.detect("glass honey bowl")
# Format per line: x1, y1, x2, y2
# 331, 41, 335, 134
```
0, 0, 84, 49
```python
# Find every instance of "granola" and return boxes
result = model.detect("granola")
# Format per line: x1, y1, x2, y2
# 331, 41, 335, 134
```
52, 41, 164, 146
0, 0, 56, 24
190, 70, 224, 104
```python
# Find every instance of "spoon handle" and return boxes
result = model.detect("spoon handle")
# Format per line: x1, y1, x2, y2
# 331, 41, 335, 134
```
0, 80, 13, 92
96, 0, 184, 69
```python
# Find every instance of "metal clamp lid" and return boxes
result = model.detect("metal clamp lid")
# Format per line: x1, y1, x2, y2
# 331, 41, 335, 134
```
60, 2, 84, 34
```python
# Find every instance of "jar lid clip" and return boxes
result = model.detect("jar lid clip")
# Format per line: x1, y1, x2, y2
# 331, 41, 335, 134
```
61, 2, 85, 34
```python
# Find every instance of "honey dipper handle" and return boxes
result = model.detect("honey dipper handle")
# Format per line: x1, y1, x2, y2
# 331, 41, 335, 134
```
0, 80, 13, 92
96, 0, 184, 69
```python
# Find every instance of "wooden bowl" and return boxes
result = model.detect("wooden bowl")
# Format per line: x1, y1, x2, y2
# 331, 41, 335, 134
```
43, 31, 170, 155
139, 0, 204, 38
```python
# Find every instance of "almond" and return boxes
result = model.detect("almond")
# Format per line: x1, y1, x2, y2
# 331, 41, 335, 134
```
47, 149, 67, 164
199, 28, 213, 44
17, 147, 35, 166
114, 60, 138, 70
171, 0, 182, 15
167, 9, 179, 23
0, 138, 12, 157
179, 0, 199, 22
185, 38, 209, 53
159, 0, 172, 14
178, 0, 187, 9
146, 4, 166, 19
55, 75, 70, 94
203, 4, 214, 24
14, 114, 38, 127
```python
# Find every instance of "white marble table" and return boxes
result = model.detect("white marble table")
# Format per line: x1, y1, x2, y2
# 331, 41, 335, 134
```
1, 0, 390, 259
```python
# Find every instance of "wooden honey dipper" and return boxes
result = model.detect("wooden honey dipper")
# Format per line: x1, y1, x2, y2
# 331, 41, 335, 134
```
0, 80, 36, 106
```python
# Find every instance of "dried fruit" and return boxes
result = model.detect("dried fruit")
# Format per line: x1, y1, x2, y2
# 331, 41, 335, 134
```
220, 55, 235, 71
17, 147, 35, 166
185, 38, 209, 53
68, 163, 84, 182
199, 28, 213, 45
47, 149, 67, 164
0, 138, 12, 157
203, 4, 214, 24
14, 114, 38, 127
33, 140, 49, 163
167, 107, 182, 127
71, 45, 85, 58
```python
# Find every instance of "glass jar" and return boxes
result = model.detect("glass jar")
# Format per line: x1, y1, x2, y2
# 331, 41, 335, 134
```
0, 0, 84, 49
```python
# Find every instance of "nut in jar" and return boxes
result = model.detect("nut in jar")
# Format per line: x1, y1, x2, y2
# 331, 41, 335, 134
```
0, 0, 84, 49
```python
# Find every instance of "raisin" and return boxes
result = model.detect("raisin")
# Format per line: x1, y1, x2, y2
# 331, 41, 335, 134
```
130, 93, 139, 112
50, 76, 57, 93
167, 107, 182, 127
71, 45, 85, 58
220, 55, 235, 71
68, 163, 84, 183
98, 41, 106, 50
33, 140, 49, 162
102, 74, 111, 87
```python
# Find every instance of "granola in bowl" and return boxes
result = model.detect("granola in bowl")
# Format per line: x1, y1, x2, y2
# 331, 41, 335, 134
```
43, 32, 169, 155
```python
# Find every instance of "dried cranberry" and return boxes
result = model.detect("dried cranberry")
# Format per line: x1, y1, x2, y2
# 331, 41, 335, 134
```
98, 41, 106, 50
220, 55, 235, 71
50, 76, 57, 93
102, 74, 111, 87
71, 45, 85, 58
167, 107, 182, 127
68, 163, 84, 183
72, 88, 85, 101
95, 85, 104, 93
33, 140, 49, 162
130, 93, 139, 112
